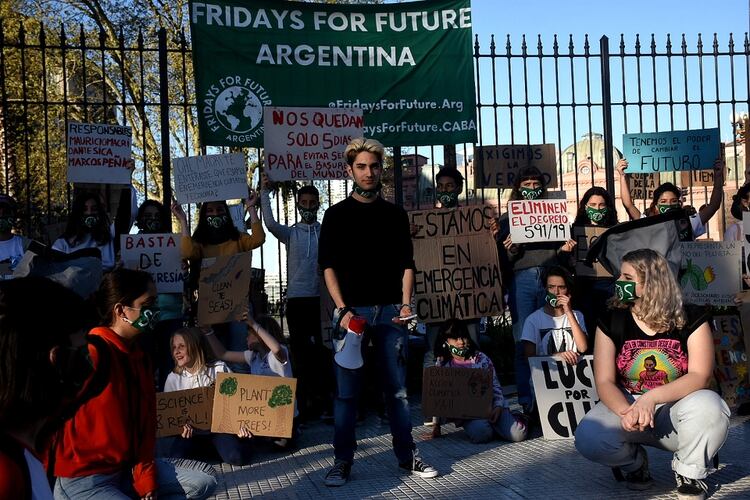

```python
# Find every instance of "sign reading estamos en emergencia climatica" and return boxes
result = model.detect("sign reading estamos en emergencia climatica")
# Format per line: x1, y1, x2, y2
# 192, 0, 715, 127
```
188, 0, 477, 147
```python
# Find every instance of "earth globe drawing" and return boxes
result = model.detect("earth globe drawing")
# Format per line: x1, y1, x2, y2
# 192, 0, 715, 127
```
215, 86, 263, 133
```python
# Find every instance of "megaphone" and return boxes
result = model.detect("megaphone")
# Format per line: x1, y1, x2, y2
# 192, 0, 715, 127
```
334, 315, 367, 370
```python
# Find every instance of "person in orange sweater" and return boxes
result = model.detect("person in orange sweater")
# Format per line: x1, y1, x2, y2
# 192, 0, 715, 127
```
172, 192, 265, 373
52, 269, 217, 499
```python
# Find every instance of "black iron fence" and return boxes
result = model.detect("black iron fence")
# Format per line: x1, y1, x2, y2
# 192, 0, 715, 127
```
1, 22, 748, 311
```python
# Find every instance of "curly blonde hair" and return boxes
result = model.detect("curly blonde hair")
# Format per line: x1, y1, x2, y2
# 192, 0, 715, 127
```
609, 249, 686, 331
345, 137, 384, 166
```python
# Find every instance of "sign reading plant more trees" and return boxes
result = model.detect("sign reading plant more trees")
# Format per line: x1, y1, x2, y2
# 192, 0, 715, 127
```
67, 122, 133, 184
189, 0, 476, 147
409, 205, 503, 322
211, 373, 297, 438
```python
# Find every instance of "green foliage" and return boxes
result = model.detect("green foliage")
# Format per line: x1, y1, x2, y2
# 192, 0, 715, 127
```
219, 376, 238, 397
268, 384, 293, 408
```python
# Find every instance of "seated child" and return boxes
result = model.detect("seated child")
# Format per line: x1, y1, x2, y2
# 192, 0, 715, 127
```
203, 313, 297, 447
432, 319, 528, 444
521, 266, 588, 366
162, 327, 253, 466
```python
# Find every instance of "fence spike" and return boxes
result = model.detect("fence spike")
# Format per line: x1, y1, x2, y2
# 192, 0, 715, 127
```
59, 23, 66, 45
39, 22, 46, 47
18, 21, 26, 45
635, 33, 641, 55
650, 33, 656, 54
505, 34, 511, 55
697, 33, 703, 54
489, 33, 495, 55
666, 33, 672, 54
79, 23, 86, 48
745, 32, 749, 53
137, 28, 144, 49
681, 33, 687, 54
568, 34, 574, 54
118, 26, 125, 50
619, 33, 625, 54
537, 34, 543, 54
584, 33, 590, 55
99, 25, 106, 48
712, 33, 718, 54
553, 34, 559, 55
521, 34, 527, 55
473, 33, 479, 55
728, 33, 734, 52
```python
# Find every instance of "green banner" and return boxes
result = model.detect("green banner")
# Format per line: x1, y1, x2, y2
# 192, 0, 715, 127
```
189, 0, 477, 147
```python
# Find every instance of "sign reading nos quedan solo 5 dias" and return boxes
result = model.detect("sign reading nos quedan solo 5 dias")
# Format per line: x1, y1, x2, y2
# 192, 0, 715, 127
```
189, 0, 476, 147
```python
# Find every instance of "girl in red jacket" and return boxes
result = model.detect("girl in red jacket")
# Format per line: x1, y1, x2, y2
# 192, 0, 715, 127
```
52, 268, 217, 499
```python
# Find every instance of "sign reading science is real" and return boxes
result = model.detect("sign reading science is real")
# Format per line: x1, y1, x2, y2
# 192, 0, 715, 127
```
190, 0, 476, 147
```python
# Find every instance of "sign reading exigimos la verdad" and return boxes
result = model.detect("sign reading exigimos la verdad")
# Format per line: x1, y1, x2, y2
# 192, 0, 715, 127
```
189, 0, 477, 147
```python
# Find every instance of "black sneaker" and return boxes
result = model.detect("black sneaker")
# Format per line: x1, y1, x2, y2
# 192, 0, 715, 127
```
624, 447, 653, 491
324, 460, 351, 487
675, 474, 708, 500
399, 455, 439, 478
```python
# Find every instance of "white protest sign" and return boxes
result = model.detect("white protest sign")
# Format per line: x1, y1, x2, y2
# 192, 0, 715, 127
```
67, 122, 133, 184
680, 241, 742, 307
529, 355, 599, 440
743, 212, 750, 275
228, 203, 246, 232
173, 153, 247, 204
264, 107, 363, 181
508, 200, 570, 243
121, 234, 183, 293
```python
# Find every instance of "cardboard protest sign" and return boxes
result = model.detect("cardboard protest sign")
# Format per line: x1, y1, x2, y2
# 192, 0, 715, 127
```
173, 153, 247, 204
573, 226, 610, 278
680, 241, 742, 307
712, 315, 750, 410
228, 203, 246, 232
508, 200, 570, 244
623, 128, 720, 173
156, 387, 214, 438
421, 366, 493, 419
630, 173, 660, 200
211, 373, 296, 438
473, 144, 558, 189
410, 205, 503, 322
121, 234, 183, 293
67, 122, 133, 184
740, 293, 750, 383
742, 213, 750, 275
264, 107, 363, 181
197, 252, 252, 324
529, 355, 599, 439
681, 169, 715, 187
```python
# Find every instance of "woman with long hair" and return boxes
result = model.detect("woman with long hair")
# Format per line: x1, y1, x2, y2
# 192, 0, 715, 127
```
495, 166, 576, 414
52, 269, 217, 499
575, 249, 729, 500
724, 183, 750, 241
53, 192, 116, 271
572, 186, 619, 337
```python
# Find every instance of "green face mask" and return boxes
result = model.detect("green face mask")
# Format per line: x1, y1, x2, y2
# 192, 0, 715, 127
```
519, 187, 543, 200
206, 215, 229, 229
657, 203, 679, 214
126, 305, 161, 332
448, 344, 470, 358
436, 191, 459, 208
0, 216, 13, 232
585, 206, 608, 223
545, 292, 559, 308
298, 206, 318, 224
615, 280, 638, 302
82, 215, 99, 229
352, 183, 380, 199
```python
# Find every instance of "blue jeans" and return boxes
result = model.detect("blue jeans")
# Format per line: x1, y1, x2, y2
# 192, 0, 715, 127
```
334, 304, 414, 464
163, 432, 253, 466
54, 458, 217, 499
508, 266, 546, 407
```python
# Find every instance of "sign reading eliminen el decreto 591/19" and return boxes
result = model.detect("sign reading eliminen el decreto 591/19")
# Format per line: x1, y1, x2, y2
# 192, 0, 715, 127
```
508, 200, 570, 243
623, 128, 720, 173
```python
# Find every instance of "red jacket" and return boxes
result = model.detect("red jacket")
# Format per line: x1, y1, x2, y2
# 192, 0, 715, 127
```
52, 327, 157, 496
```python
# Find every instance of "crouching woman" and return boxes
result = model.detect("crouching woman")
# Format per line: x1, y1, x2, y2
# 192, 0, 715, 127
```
574, 249, 729, 500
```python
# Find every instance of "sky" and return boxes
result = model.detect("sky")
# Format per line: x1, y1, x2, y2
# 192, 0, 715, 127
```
260, 0, 750, 287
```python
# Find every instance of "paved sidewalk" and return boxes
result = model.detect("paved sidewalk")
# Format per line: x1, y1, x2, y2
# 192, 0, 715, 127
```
208, 400, 750, 499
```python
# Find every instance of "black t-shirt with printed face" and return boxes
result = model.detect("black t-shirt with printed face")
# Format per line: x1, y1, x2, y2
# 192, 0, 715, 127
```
318, 196, 415, 307
598, 305, 709, 395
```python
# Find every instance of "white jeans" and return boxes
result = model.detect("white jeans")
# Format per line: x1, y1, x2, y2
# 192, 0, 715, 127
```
574, 389, 730, 479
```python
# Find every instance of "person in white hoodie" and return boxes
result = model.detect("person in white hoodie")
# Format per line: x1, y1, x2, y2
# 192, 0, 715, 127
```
261, 173, 329, 421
